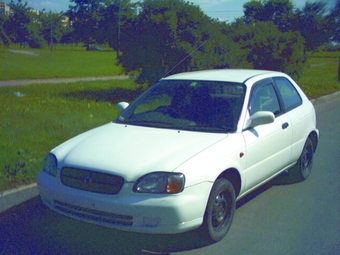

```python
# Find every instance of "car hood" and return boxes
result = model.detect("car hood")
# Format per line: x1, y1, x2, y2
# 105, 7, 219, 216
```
52, 123, 227, 181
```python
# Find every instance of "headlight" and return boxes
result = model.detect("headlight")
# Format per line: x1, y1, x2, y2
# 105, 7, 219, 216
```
42, 153, 58, 177
134, 172, 185, 194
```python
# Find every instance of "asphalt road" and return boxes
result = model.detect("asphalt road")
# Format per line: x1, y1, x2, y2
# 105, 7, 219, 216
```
0, 95, 339, 255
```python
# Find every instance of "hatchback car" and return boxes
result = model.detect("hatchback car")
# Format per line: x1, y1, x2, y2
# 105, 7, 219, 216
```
37, 69, 319, 241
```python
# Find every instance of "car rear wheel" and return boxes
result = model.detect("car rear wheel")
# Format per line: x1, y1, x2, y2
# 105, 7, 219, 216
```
291, 137, 314, 181
201, 178, 236, 242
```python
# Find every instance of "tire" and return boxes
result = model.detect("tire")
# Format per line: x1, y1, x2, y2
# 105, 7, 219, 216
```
290, 137, 314, 181
201, 178, 236, 242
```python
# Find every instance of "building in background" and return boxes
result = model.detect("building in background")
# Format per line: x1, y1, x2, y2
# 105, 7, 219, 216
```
0, 2, 11, 15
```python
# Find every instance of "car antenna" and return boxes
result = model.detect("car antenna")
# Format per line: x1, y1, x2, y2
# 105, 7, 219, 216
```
162, 40, 208, 78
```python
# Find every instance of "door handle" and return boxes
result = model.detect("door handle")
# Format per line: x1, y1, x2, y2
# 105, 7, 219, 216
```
282, 122, 289, 129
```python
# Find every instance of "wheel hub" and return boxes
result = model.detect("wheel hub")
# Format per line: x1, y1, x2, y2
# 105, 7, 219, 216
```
301, 146, 312, 174
213, 193, 228, 227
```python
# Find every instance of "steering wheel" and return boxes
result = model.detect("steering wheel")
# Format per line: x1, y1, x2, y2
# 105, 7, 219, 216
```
155, 106, 181, 118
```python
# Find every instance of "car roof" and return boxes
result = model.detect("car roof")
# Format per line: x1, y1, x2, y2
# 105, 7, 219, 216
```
162, 69, 285, 83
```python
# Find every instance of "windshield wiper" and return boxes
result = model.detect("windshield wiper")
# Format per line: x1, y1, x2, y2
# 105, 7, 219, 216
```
182, 124, 233, 133
118, 119, 175, 127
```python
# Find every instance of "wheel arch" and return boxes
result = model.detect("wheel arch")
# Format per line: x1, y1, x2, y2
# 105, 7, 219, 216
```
217, 168, 242, 198
308, 131, 319, 152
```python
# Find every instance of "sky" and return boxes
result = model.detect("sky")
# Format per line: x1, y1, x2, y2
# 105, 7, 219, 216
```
3, 0, 338, 23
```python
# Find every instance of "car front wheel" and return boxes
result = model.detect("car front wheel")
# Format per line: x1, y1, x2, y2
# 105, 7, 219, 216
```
201, 178, 236, 242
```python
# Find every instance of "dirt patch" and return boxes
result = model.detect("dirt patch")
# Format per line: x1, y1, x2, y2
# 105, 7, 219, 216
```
8, 50, 39, 56
0, 75, 130, 87
310, 62, 338, 67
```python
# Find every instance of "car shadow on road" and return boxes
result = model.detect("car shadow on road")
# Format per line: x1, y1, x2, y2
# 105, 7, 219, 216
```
236, 170, 303, 209
0, 196, 210, 255
62, 87, 144, 104
0, 172, 303, 255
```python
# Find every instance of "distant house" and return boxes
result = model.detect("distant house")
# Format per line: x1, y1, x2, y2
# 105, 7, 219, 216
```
0, 1, 11, 15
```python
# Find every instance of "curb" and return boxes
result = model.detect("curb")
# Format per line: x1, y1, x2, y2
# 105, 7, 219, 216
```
310, 90, 340, 106
0, 183, 38, 213
1, 91, 339, 214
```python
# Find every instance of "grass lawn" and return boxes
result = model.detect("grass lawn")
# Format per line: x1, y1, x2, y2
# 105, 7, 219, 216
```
0, 79, 143, 190
297, 51, 340, 99
0, 46, 339, 191
0, 44, 124, 80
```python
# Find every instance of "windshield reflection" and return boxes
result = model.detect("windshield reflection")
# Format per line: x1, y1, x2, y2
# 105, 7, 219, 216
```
115, 80, 245, 133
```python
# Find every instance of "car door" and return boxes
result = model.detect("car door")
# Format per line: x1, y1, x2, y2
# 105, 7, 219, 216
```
242, 79, 292, 190
272, 76, 307, 164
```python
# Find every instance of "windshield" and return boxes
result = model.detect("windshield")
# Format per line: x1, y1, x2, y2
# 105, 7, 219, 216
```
115, 80, 245, 133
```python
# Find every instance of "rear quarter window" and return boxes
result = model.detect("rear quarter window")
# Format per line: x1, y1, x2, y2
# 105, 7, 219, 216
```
273, 77, 302, 112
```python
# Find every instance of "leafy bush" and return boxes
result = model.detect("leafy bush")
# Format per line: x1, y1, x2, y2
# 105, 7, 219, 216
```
230, 20, 306, 78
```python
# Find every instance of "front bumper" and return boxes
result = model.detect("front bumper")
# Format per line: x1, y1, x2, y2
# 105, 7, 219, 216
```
37, 171, 212, 234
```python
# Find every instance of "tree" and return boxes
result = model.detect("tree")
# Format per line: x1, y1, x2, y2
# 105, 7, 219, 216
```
103, 0, 138, 55
25, 10, 46, 48
230, 20, 305, 77
118, 0, 204, 84
295, 1, 330, 51
179, 21, 251, 72
67, 0, 111, 46
39, 11, 72, 50
243, 0, 333, 51
0, 12, 10, 46
328, 0, 340, 42
4, 0, 31, 47
3, 0, 46, 48
119, 0, 244, 84
243, 0, 296, 32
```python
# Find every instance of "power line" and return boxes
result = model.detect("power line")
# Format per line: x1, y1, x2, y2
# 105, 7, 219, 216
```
204, 11, 244, 13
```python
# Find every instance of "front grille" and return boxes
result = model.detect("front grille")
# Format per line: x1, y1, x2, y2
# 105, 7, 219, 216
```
60, 167, 124, 195
54, 200, 133, 226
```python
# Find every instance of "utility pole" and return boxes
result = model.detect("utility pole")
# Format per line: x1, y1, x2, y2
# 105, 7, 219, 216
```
338, 59, 340, 82
50, 11, 53, 51
117, 0, 121, 62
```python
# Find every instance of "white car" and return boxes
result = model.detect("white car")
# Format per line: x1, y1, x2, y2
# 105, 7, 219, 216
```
37, 69, 319, 242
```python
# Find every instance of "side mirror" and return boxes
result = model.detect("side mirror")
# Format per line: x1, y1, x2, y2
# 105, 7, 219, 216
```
117, 102, 129, 113
244, 111, 275, 129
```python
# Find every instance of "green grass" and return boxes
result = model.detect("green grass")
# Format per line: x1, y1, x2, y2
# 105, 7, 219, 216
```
0, 45, 124, 80
0, 80, 144, 190
296, 51, 340, 99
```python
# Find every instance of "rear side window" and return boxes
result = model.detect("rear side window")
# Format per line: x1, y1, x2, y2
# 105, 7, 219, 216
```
273, 77, 302, 111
